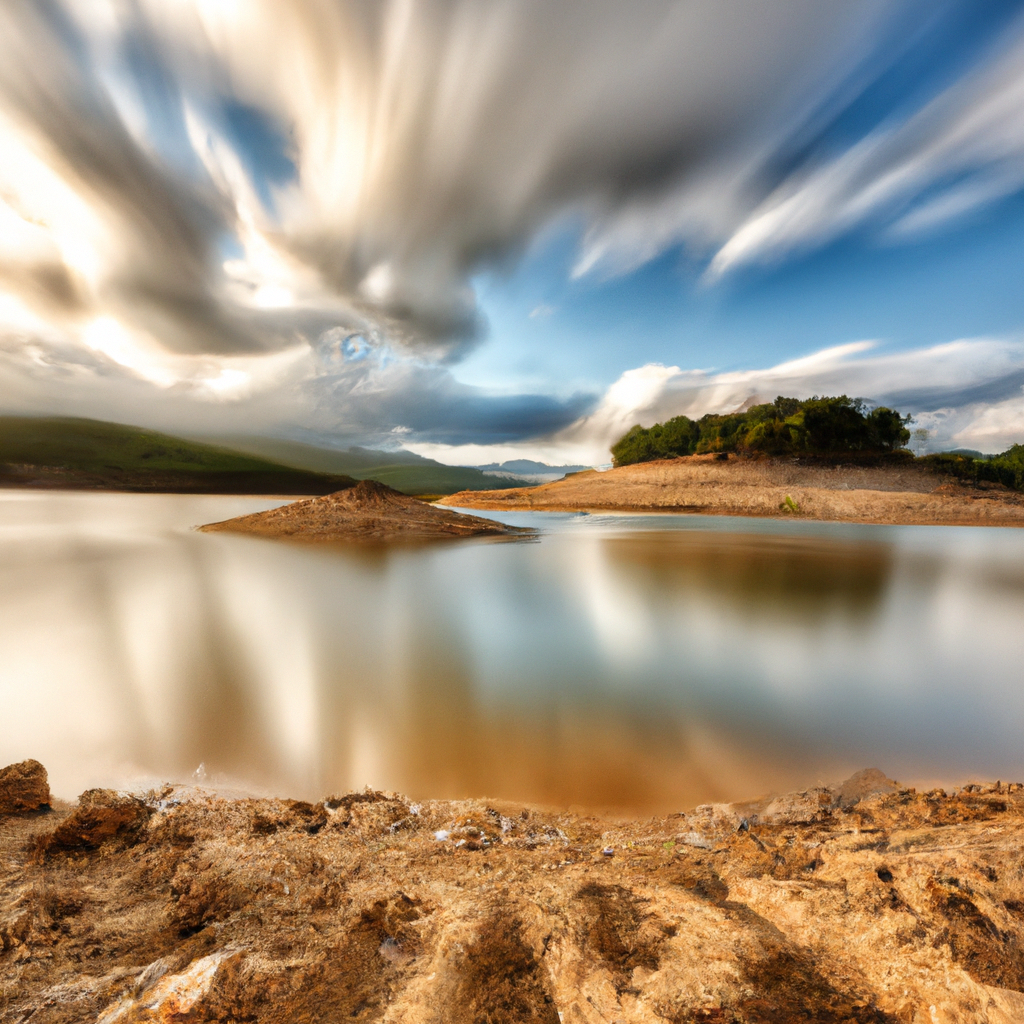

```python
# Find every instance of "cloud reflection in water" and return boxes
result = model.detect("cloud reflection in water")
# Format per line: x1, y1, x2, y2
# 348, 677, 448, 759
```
2, 493, 1023, 811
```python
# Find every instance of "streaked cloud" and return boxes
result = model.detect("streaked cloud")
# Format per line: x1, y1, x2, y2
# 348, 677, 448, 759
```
409, 337, 1024, 465
1, 2, 1024, 448
0, 1, 898, 360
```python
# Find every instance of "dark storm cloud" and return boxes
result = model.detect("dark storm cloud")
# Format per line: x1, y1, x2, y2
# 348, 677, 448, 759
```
306, 355, 596, 445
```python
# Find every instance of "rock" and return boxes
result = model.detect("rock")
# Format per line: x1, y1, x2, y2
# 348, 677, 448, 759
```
35, 789, 150, 857
7, 777, 1024, 1022
834, 767, 900, 809
0, 759, 50, 815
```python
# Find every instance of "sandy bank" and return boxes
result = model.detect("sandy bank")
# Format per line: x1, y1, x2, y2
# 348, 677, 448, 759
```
199, 478, 531, 542
4, 759, 1024, 1022
444, 454, 1024, 527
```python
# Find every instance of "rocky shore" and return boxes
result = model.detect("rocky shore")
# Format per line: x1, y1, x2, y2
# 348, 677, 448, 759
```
4, 759, 1024, 1022
199, 479, 531, 543
443, 455, 1024, 527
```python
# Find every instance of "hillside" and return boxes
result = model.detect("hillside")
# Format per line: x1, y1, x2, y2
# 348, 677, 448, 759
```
202, 435, 526, 495
444, 453, 1024, 527
0, 417, 357, 494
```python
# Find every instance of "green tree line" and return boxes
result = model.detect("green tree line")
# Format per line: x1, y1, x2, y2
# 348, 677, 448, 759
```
917, 447, 1024, 490
611, 396, 912, 466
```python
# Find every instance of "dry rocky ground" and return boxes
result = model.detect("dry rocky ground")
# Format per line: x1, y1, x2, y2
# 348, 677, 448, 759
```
444, 455, 1024, 527
199, 479, 531, 543
5, 760, 1024, 1022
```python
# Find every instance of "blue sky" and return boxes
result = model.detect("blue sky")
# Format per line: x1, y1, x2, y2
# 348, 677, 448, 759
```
2, 1, 1024, 462
467, 191, 1024, 396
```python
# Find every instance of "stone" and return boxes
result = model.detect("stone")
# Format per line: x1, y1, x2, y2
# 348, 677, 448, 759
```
0, 759, 50, 816
834, 767, 900, 808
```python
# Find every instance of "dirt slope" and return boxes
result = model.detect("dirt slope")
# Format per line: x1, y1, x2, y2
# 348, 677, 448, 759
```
443, 455, 1024, 527
4, 763, 1024, 1022
199, 479, 531, 542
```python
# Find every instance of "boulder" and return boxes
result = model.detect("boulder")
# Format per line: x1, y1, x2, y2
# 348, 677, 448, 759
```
36, 789, 150, 857
834, 767, 900, 809
0, 759, 50, 815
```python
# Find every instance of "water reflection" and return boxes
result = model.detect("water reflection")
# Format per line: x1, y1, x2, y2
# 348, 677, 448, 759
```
603, 533, 892, 623
2, 493, 1024, 811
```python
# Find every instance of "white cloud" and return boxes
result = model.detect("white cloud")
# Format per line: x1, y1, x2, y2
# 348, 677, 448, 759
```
0, 0, 895, 371
409, 337, 1024, 466
579, 11, 1024, 281
1, 2, 1024, 452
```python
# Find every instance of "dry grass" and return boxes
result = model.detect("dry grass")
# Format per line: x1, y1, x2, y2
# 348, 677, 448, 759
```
445, 455, 1024, 527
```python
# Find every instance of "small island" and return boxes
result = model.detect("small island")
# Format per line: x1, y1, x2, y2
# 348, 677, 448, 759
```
199, 478, 531, 543
446, 396, 1024, 527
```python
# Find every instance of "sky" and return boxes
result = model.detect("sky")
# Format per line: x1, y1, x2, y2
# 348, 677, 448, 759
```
2, 1, 1024, 465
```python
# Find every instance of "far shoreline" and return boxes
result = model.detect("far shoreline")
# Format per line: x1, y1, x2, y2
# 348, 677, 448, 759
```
440, 453, 1024, 529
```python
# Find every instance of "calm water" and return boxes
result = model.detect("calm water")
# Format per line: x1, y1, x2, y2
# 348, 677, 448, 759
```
2, 491, 1024, 811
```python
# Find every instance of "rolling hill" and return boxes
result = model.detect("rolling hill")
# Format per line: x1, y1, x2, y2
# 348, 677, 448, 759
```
204, 435, 526, 495
0, 417, 357, 494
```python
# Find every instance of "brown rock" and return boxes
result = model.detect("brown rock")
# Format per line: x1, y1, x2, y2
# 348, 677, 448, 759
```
35, 788, 151, 858
834, 767, 900, 808
0, 759, 50, 815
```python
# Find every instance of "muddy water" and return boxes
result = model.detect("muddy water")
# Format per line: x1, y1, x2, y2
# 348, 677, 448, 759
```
2, 491, 1023, 811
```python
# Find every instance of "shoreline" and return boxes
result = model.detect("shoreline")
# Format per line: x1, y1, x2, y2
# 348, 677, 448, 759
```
442, 455, 1024, 529
446, 499, 1024, 529
4, 760, 1024, 1021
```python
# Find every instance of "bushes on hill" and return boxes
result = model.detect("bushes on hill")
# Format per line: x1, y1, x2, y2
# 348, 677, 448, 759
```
919, 445, 1024, 490
611, 396, 912, 466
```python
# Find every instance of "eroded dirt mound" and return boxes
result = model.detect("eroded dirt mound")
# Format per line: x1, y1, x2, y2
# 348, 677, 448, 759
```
0, 760, 49, 816
4, 767, 1024, 1022
200, 479, 531, 542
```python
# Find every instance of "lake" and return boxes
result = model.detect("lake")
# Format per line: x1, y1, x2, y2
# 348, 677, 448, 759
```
2, 491, 1023, 812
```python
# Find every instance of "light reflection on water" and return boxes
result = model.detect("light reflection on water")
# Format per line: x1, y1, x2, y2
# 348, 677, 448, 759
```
2, 492, 1024, 812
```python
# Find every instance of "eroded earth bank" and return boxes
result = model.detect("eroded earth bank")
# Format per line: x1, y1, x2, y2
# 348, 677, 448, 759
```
3, 761, 1024, 1023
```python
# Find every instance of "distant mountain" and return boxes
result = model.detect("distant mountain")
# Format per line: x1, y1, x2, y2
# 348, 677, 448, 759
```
0, 417, 357, 494
475, 459, 591, 483
941, 448, 987, 460
204, 436, 525, 495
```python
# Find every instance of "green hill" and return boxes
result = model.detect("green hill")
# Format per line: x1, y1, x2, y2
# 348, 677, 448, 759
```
0, 417, 357, 494
205, 435, 524, 495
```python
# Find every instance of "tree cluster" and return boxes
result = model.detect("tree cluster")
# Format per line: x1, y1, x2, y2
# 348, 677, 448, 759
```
918, 446, 1024, 491
610, 396, 912, 467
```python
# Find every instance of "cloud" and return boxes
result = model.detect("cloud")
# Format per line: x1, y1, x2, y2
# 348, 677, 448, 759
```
577, 8, 1024, 280
2, 2, 1024, 447
705, 17, 1024, 278
0, 311, 593, 448
408, 337, 1024, 465
0, 0, 897, 367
